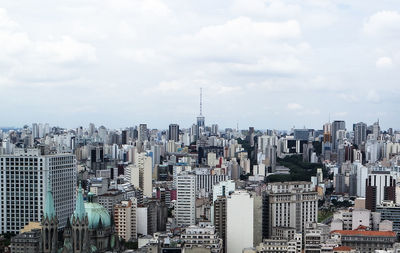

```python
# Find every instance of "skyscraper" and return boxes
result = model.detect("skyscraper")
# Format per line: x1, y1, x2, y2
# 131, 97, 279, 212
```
354, 122, 367, 146
0, 148, 77, 234
214, 196, 227, 253
331, 120, 346, 151
176, 172, 196, 227
168, 124, 180, 142
138, 124, 148, 142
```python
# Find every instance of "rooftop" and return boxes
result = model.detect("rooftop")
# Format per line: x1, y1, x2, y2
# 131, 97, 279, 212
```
331, 230, 396, 237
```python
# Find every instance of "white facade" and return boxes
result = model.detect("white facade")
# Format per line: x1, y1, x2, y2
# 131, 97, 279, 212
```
127, 152, 153, 198
137, 207, 148, 235
354, 161, 368, 197
143, 156, 152, 198
227, 191, 254, 253
176, 172, 196, 227
0, 149, 77, 233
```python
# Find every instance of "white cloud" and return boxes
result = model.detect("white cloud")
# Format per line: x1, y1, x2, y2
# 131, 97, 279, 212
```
231, 0, 301, 19
1, 1, 400, 128
364, 11, 400, 37
339, 93, 359, 102
376, 56, 393, 68
333, 112, 348, 117
35, 36, 97, 64
0, 8, 18, 29
287, 103, 303, 110
367, 90, 381, 103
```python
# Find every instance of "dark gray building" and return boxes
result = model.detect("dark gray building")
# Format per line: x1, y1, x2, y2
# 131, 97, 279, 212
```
354, 122, 367, 147
331, 120, 346, 152
168, 124, 179, 142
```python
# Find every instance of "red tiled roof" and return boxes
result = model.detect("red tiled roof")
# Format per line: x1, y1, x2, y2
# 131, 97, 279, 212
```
331, 230, 396, 237
333, 246, 353, 251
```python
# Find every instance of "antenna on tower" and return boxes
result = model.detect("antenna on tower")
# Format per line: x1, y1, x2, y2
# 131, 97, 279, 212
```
200, 87, 203, 116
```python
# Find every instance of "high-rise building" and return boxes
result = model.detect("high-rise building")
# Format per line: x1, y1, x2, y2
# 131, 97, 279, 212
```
121, 130, 128, 145
226, 191, 254, 253
211, 124, 219, 136
114, 199, 137, 241
138, 124, 148, 142
32, 123, 39, 139
373, 120, 380, 139
262, 181, 318, 239
354, 122, 367, 146
332, 120, 346, 151
214, 196, 227, 253
0, 148, 76, 234
168, 124, 180, 142
365, 171, 396, 212
176, 172, 196, 227
126, 153, 153, 198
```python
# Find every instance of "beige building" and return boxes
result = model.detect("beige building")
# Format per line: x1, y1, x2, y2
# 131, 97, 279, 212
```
263, 181, 318, 238
114, 198, 137, 241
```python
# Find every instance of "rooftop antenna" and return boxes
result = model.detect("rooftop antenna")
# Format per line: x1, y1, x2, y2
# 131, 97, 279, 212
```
200, 87, 203, 116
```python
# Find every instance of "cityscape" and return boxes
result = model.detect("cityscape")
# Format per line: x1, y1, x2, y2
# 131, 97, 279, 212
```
1, 0, 400, 253
2, 94, 400, 252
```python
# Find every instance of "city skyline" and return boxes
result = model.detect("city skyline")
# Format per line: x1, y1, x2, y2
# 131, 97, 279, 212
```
0, 0, 399, 129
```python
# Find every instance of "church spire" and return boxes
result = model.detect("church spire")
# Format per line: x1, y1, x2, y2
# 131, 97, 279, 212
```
73, 182, 86, 221
44, 176, 56, 219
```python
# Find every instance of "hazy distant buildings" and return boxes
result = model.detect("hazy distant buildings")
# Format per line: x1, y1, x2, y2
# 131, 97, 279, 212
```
332, 120, 346, 152
354, 122, 367, 146
168, 124, 180, 142
138, 124, 148, 142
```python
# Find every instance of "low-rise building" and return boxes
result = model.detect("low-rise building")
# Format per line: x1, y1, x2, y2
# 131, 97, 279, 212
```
180, 222, 222, 253
331, 228, 396, 253
10, 229, 41, 253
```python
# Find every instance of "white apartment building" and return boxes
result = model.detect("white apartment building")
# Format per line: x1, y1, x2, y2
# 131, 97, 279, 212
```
176, 172, 196, 227
227, 190, 254, 253
0, 148, 77, 233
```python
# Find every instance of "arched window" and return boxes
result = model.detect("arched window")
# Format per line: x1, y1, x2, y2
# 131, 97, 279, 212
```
76, 229, 80, 250
45, 228, 49, 250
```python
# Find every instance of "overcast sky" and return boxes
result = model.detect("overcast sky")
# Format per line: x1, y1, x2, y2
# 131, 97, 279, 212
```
1, 0, 400, 130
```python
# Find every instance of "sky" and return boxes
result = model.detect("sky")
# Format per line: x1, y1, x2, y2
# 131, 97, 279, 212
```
1, 0, 400, 130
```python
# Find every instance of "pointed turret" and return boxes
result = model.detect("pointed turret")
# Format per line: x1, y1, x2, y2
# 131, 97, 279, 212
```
44, 177, 56, 219
73, 182, 86, 222
41, 177, 58, 253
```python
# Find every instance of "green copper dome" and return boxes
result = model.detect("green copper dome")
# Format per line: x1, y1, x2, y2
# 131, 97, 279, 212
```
84, 202, 111, 229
